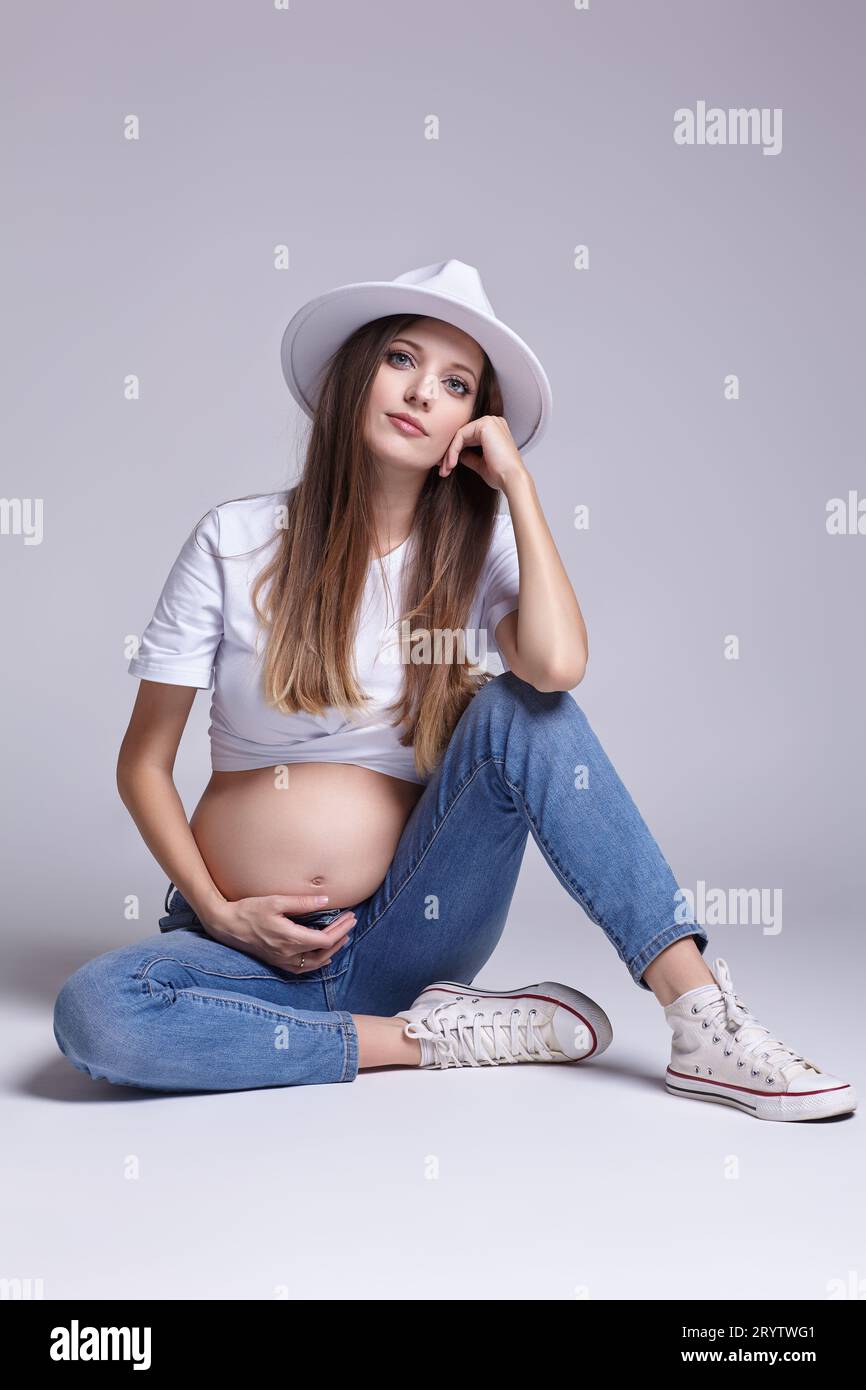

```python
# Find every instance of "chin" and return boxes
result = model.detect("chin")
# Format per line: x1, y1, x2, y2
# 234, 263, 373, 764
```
380, 431, 433, 463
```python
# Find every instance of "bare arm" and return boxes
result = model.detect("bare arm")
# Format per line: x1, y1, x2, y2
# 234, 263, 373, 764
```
499, 469, 588, 691
116, 679, 229, 930
116, 681, 352, 972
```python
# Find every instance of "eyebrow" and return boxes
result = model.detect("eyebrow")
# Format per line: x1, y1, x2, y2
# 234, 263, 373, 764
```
390, 338, 479, 385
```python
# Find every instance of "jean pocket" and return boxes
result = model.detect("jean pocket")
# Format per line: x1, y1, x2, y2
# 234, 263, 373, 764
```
158, 887, 202, 933
292, 907, 347, 927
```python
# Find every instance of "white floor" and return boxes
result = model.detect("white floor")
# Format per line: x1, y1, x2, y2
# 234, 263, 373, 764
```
5, 893, 863, 1301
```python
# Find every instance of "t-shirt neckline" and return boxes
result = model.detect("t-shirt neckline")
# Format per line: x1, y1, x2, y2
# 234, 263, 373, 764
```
372, 535, 410, 563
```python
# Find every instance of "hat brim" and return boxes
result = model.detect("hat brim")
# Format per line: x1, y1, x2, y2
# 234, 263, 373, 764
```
280, 280, 552, 454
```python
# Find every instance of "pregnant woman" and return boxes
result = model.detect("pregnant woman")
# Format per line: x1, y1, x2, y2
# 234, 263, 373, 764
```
53, 258, 855, 1122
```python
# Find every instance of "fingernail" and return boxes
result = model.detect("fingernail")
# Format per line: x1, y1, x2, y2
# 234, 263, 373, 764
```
315, 895, 329, 903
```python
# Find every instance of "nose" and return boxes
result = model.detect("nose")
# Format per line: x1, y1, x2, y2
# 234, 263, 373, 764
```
407, 371, 439, 405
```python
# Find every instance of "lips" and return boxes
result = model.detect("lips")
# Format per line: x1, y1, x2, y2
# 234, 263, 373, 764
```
387, 413, 427, 437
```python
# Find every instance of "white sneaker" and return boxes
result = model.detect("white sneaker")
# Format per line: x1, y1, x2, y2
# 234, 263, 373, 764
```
664, 957, 857, 1121
396, 980, 613, 1069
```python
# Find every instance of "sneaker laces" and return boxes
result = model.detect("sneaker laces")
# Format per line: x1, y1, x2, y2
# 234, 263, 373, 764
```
693, 958, 821, 1084
404, 1001, 559, 1068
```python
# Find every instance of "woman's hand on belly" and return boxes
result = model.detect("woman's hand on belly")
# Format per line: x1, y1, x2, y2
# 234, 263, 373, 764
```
206, 895, 357, 974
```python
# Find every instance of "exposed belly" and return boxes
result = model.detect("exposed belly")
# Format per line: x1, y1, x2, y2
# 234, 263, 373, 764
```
189, 762, 425, 908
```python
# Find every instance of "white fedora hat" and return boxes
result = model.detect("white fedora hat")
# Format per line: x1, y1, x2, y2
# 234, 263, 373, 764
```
279, 258, 552, 454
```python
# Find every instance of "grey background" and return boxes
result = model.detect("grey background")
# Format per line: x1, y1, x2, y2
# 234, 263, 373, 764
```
2, 1, 864, 1301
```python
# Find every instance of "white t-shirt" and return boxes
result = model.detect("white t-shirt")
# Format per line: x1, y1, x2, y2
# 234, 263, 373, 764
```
127, 491, 521, 785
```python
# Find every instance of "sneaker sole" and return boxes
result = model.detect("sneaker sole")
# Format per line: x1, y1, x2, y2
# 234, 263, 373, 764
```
665, 1068, 857, 1121
412, 980, 613, 1061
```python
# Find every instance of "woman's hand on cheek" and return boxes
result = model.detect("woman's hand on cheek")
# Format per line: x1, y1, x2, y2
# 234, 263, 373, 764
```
438, 415, 527, 491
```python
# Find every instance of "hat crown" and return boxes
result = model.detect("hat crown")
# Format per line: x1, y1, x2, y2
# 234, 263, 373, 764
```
392, 259, 496, 319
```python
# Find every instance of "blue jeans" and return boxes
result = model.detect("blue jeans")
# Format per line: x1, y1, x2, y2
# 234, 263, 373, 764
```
53, 672, 709, 1091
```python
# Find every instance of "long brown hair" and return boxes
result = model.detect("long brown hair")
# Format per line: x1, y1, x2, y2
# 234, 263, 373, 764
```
215, 313, 505, 781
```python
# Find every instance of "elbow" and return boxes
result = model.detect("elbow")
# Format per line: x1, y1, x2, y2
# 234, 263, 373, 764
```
509, 639, 588, 694
533, 654, 587, 693
115, 751, 169, 800
116, 742, 138, 791
533, 671, 584, 694
116, 756, 136, 804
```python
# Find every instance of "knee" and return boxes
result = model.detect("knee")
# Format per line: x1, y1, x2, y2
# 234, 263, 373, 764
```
53, 948, 147, 1083
474, 669, 589, 734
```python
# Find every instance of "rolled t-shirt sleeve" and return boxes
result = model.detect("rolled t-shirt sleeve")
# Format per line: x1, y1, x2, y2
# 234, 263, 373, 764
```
479, 513, 520, 666
127, 507, 224, 688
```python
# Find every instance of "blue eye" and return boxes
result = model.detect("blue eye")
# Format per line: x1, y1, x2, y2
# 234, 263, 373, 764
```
386, 349, 471, 397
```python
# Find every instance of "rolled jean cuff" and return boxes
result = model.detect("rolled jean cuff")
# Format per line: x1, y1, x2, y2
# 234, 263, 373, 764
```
336, 1012, 360, 1081
628, 919, 710, 991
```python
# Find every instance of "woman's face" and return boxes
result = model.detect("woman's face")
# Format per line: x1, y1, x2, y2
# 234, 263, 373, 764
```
365, 316, 485, 471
